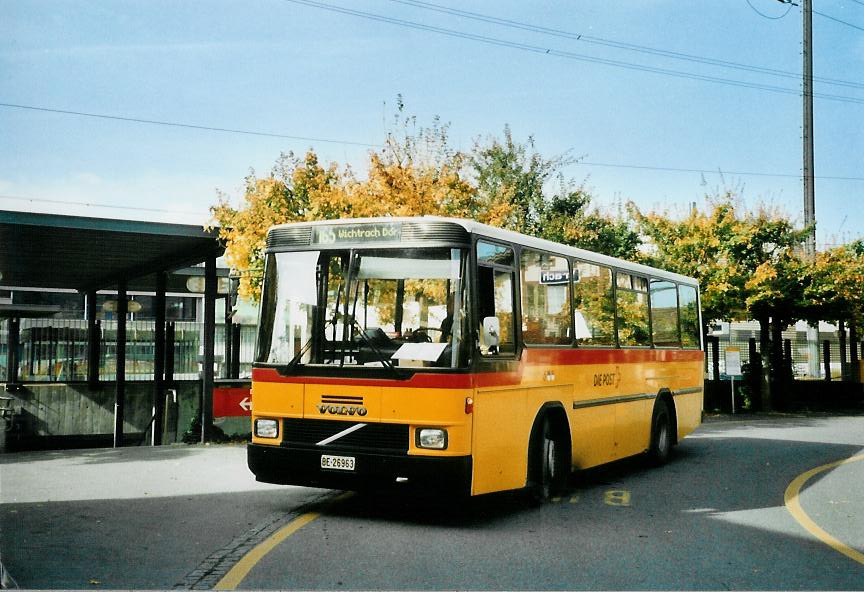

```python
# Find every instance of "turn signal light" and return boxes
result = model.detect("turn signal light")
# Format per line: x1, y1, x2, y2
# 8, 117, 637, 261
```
465, 396, 474, 414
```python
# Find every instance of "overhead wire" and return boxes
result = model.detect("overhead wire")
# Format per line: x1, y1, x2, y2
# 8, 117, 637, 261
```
0, 102, 380, 148
282, 0, 864, 105
387, 0, 863, 90
2, 2, 862, 196
744, 0, 794, 19
573, 161, 864, 181
0, 193, 206, 216
813, 8, 864, 31
1, 100, 861, 184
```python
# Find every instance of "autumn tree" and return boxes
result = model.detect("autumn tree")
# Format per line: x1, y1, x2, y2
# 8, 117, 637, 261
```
213, 100, 640, 300
540, 192, 641, 260
631, 194, 810, 408
468, 127, 641, 259
803, 241, 864, 379
211, 151, 349, 299
357, 104, 477, 219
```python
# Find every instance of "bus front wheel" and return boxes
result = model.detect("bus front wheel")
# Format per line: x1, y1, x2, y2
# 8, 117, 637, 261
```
530, 417, 567, 503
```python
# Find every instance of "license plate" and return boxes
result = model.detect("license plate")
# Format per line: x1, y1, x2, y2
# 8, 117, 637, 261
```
320, 454, 355, 471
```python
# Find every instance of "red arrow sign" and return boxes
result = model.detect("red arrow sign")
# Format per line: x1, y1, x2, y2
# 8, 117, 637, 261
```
213, 385, 252, 417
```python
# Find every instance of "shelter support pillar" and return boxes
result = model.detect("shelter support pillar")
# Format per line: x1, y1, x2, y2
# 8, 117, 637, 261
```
153, 272, 166, 445
201, 256, 216, 443
823, 341, 831, 381
838, 321, 848, 381
114, 281, 127, 448
5, 317, 20, 386
850, 326, 859, 383
223, 296, 232, 380
231, 324, 241, 379
86, 291, 100, 388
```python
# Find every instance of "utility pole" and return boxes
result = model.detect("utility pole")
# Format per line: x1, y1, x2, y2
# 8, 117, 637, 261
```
802, 0, 816, 259
798, 0, 822, 378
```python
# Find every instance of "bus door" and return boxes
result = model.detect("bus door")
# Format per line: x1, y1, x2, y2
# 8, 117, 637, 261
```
470, 240, 530, 495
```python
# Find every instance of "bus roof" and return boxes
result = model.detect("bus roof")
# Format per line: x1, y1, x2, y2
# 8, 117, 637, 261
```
267, 216, 699, 287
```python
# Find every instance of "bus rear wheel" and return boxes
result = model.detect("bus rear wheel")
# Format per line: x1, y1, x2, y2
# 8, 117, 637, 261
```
530, 417, 567, 503
648, 400, 674, 465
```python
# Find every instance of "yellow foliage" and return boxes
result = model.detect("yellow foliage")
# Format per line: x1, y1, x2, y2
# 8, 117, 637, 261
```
211, 144, 479, 300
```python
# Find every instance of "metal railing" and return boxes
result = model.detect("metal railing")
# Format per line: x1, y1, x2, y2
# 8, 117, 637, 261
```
705, 322, 861, 381
4, 318, 858, 384
1, 319, 256, 383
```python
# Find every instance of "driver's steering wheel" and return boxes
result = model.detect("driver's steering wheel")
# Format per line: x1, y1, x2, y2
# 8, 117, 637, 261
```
408, 329, 433, 343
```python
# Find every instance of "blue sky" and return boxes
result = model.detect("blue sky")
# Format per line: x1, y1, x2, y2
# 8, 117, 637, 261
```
2, 0, 862, 247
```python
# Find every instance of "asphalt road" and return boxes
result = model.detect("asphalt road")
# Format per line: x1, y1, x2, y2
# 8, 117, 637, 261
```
1, 414, 862, 590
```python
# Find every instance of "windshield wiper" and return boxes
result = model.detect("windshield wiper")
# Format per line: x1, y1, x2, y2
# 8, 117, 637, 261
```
277, 333, 316, 375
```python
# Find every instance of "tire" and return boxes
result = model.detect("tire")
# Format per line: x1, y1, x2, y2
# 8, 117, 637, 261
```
530, 418, 567, 503
648, 400, 674, 465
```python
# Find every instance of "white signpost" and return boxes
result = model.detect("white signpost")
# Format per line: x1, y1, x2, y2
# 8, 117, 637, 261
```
725, 346, 743, 414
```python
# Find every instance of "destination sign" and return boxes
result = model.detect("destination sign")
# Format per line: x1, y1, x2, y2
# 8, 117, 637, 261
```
540, 270, 570, 285
313, 223, 403, 245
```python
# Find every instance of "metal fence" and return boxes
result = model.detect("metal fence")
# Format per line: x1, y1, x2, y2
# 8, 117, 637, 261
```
4, 318, 858, 384
1, 319, 257, 383
705, 321, 861, 381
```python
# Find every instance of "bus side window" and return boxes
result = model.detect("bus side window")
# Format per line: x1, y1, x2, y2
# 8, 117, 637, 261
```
477, 241, 516, 356
573, 262, 615, 346
650, 279, 681, 347
520, 249, 572, 345
616, 272, 651, 347
679, 284, 701, 348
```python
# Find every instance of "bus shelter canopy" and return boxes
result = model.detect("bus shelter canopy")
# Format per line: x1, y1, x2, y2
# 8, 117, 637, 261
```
0, 209, 226, 447
0, 210, 223, 292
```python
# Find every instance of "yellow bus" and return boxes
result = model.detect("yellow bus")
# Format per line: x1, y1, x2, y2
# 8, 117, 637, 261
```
248, 217, 704, 500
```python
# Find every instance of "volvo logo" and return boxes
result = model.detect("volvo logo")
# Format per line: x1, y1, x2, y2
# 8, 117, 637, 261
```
317, 404, 368, 417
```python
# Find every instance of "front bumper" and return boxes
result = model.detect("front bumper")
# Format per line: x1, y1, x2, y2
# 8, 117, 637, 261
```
248, 443, 472, 496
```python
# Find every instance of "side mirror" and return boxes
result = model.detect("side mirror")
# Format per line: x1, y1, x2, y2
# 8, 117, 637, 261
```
482, 316, 500, 353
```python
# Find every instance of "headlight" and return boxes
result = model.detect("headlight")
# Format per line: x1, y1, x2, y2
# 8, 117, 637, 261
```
417, 428, 447, 450
255, 418, 279, 438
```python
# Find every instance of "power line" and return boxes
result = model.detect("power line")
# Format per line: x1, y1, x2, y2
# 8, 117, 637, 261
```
745, 0, 794, 19
4, 100, 864, 181
574, 160, 864, 181
813, 8, 864, 30
387, 0, 864, 90
394, 0, 864, 89
0, 194, 206, 216
283, 0, 864, 105
0, 102, 380, 148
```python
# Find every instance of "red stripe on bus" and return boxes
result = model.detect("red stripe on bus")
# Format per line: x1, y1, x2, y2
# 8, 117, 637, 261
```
252, 348, 703, 389
522, 348, 704, 365
251, 367, 476, 389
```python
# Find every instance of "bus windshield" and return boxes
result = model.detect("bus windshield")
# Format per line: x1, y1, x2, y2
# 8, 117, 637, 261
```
256, 247, 470, 371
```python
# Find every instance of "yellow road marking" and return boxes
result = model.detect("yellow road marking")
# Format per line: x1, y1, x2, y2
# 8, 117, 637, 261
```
784, 454, 864, 566
604, 489, 631, 507
215, 492, 352, 590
